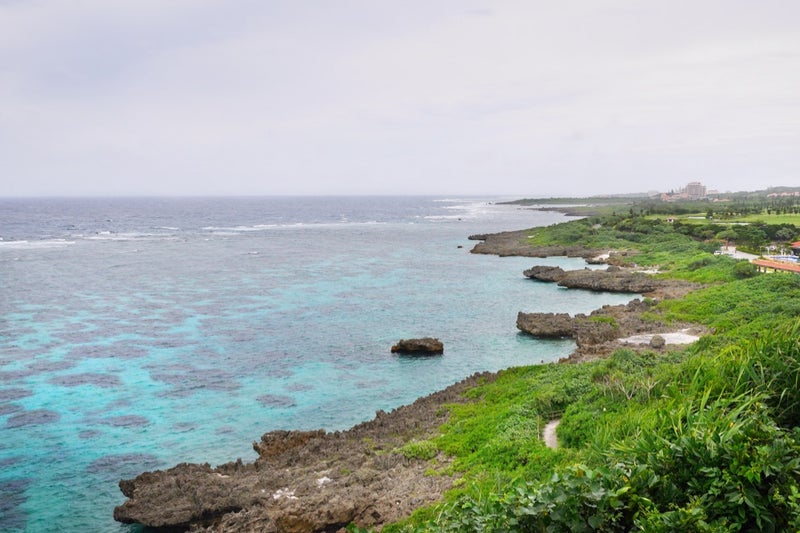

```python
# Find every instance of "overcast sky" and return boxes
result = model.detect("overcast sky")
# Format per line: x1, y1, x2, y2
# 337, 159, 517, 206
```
2, 1, 799, 197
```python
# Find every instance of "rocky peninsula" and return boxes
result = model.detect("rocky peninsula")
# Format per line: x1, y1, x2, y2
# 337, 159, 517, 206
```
469, 229, 603, 258
114, 230, 706, 531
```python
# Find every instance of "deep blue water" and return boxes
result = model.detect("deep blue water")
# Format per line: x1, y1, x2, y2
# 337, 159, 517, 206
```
0, 196, 636, 532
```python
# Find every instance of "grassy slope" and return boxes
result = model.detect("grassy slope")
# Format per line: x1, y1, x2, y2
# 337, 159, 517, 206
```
369, 214, 800, 532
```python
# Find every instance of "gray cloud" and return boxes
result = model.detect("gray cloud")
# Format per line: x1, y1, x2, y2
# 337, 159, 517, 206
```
2, 0, 799, 196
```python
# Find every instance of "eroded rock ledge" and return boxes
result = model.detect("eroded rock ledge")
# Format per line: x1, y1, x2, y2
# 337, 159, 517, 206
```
516, 258, 705, 361
114, 372, 495, 532
517, 299, 708, 362
522, 263, 700, 300
469, 230, 604, 258
524, 265, 661, 293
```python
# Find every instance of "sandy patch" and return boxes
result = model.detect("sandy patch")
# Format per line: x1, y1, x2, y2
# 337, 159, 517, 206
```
619, 328, 701, 345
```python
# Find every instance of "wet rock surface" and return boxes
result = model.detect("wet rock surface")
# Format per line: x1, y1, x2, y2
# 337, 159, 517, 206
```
390, 338, 444, 355
114, 372, 495, 532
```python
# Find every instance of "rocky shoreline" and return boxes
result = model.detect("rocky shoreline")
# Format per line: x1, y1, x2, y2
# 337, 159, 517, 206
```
114, 231, 706, 532
469, 229, 604, 258
114, 372, 495, 532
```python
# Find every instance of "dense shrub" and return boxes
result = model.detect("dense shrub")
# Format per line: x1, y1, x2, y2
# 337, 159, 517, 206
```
734, 260, 757, 278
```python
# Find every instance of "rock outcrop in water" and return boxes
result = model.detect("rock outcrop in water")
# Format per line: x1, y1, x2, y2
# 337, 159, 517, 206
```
469, 230, 603, 258
516, 311, 617, 347
522, 265, 566, 282
114, 372, 494, 532
515, 312, 575, 338
517, 299, 707, 361
391, 337, 444, 355
523, 264, 700, 300
524, 265, 660, 293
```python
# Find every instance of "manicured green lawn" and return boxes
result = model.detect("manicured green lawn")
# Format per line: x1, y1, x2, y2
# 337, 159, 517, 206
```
736, 212, 800, 225
649, 211, 800, 226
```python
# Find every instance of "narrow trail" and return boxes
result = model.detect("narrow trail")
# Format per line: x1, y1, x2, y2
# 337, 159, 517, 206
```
543, 419, 560, 450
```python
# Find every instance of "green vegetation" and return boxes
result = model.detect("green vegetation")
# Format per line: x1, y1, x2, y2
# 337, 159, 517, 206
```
513, 188, 800, 253
398, 439, 440, 462
370, 202, 800, 532
507, 187, 800, 227
524, 215, 741, 279
588, 315, 618, 329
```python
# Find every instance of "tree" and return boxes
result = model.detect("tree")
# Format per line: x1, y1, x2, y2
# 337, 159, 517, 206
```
776, 228, 796, 242
716, 229, 739, 244
737, 225, 768, 248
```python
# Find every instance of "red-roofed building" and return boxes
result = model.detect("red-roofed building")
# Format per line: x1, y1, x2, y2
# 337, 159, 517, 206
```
753, 259, 800, 274
791, 241, 800, 256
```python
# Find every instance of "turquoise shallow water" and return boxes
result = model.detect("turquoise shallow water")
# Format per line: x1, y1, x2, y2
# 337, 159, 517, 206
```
0, 197, 637, 531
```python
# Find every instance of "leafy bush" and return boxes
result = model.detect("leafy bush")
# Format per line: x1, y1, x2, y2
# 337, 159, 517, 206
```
616, 394, 800, 532
397, 440, 439, 461
722, 320, 800, 427
734, 260, 757, 278
588, 315, 619, 329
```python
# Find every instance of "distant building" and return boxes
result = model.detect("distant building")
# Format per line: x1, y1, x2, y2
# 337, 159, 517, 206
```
661, 181, 709, 202
791, 241, 800, 257
685, 182, 707, 200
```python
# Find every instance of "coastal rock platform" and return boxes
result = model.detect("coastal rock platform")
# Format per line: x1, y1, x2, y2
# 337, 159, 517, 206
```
524, 265, 661, 293
471, 231, 700, 300
469, 230, 604, 258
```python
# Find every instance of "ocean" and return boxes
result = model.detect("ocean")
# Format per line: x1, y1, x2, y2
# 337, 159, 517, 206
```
0, 196, 636, 532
